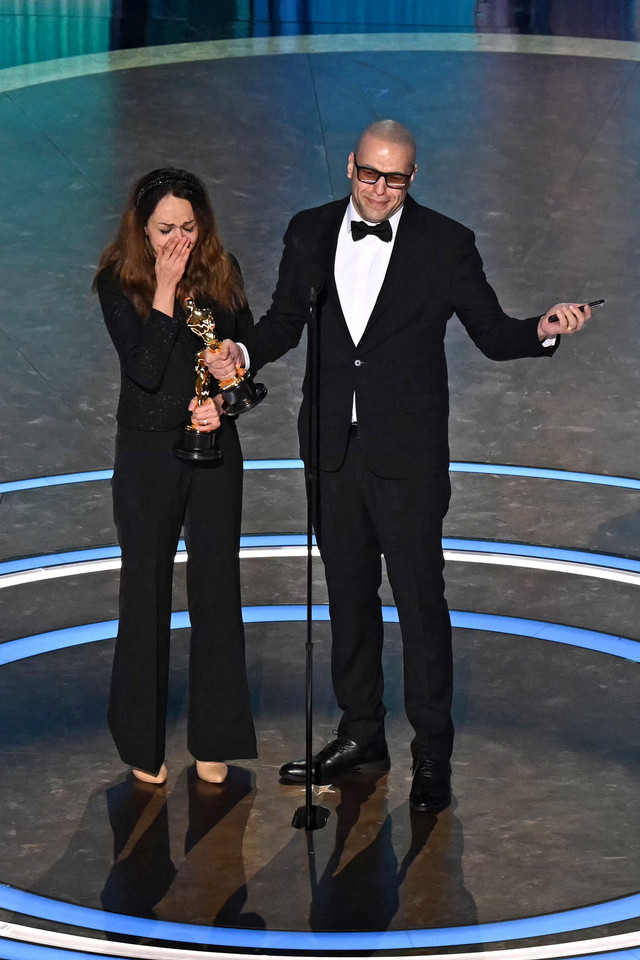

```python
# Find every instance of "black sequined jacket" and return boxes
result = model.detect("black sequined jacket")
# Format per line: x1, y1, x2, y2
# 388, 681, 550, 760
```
97, 261, 255, 431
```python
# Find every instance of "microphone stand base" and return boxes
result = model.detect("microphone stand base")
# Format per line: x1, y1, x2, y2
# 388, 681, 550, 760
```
292, 805, 330, 831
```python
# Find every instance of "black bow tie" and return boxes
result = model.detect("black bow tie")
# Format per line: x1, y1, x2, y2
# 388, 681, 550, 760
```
351, 219, 393, 242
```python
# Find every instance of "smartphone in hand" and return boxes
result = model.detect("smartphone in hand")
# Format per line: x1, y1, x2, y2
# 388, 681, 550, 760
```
546, 299, 604, 323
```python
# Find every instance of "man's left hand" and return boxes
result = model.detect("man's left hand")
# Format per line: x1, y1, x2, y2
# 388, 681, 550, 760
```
538, 302, 592, 340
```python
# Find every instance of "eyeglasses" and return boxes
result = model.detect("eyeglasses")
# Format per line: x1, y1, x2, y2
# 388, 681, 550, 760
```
353, 155, 414, 189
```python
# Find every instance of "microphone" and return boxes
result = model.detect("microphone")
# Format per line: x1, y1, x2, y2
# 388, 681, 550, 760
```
308, 272, 325, 306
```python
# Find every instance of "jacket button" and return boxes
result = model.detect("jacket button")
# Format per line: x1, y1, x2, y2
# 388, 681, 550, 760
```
354, 359, 362, 367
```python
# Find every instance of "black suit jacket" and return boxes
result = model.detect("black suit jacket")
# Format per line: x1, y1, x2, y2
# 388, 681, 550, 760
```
245, 195, 556, 477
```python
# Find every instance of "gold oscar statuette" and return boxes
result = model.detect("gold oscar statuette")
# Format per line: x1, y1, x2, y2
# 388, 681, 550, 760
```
173, 298, 267, 463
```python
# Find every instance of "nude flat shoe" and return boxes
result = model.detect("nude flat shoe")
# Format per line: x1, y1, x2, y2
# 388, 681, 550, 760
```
196, 760, 228, 783
132, 763, 168, 785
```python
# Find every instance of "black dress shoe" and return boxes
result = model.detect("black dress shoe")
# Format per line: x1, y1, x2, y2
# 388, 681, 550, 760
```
279, 737, 390, 785
409, 756, 451, 813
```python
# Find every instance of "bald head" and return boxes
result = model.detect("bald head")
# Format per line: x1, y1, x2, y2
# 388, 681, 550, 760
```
355, 120, 416, 165
348, 120, 417, 222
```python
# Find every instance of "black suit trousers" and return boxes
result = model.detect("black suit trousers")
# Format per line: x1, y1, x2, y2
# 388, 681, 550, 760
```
317, 431, 454, 762
109, 422, 257, 774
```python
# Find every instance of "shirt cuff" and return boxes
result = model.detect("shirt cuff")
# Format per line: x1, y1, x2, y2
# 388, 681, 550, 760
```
237, 342, 250, 369
541, 336, 557, 348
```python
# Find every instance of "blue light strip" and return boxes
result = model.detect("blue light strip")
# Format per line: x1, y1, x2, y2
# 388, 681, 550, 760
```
1, 882, 640, 949
1, 607, 638, 665
1, 607, 638, 667
3, 537, 639, 578
3, 461, 640, 494
453, 462, 640, 489
449, 611, 640, 662
0, 607, 639, 947
0, 621, 118, 665
0, 470, 113, 493
0, 460, 303, 494
244, 458, 304, 470
0, 547, 122, 575
239, 533, 309, 547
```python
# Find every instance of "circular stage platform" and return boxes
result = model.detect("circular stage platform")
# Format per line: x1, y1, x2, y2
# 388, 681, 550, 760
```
1, 465, 639, 960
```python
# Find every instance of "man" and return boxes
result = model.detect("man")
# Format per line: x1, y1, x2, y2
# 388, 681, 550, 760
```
207, 120, 590, 813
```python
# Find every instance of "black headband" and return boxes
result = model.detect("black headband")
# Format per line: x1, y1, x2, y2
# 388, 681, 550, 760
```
136, 172, 201, 206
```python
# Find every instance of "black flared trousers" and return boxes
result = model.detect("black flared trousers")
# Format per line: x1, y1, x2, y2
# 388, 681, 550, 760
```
109, 422, 257, 775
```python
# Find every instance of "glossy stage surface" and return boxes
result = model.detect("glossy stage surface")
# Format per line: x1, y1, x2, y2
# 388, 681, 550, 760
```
1, 2, 640, 959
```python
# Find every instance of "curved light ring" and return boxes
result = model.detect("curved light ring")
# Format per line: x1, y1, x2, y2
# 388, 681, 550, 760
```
1, 34, 640, 95
1, 925, 640, 960
0, 607, 638, 948
3, 538, 640, 591
0, 847, 639, 951
2, 607, 638, 667
2, 462, 640, 496
452, 463, 640, 489
0, 470, 114, 494
0, 461, 303, 495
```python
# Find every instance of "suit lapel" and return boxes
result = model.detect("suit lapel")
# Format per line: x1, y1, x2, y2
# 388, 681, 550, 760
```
316, 199, 349, 330
359, 194, 425, 337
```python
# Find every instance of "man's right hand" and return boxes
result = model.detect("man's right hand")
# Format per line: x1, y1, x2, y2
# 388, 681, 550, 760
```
204, 340, 244, 380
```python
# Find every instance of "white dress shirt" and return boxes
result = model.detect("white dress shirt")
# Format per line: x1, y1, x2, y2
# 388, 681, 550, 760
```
334, 200, 405, 421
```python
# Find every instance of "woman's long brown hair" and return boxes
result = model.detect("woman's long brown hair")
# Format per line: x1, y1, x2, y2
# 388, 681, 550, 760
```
93, 168, 246, 317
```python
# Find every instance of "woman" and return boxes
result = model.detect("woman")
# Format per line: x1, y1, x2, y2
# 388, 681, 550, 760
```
94, 168, 257, 785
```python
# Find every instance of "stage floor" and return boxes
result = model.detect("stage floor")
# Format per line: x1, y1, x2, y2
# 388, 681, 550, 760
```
1, 3, 640, 958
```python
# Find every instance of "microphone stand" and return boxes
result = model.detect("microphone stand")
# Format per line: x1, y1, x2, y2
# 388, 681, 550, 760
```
292, 283, 330, 832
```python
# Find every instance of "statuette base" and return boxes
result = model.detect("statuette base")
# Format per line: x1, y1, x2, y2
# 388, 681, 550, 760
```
173, 428, 223, 463
222, 380, 268, 417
